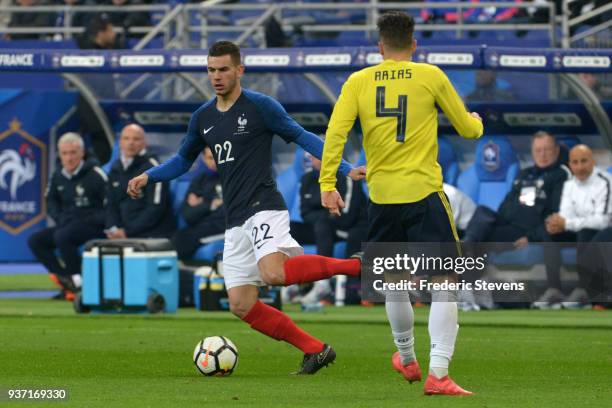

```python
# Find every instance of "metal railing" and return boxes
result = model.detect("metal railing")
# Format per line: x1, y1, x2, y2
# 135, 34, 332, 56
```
0, 4, 170, 40
0, 1, 557, 48
561, 0, 612, 48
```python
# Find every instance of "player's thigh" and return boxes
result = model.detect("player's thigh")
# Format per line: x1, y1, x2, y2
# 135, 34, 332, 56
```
246, 211, 303, 281
222, 227, 264, 291
257, 251, 289, 285
227, 285, 260, 318
408, 192, 459, 243
367, 201, 407, 242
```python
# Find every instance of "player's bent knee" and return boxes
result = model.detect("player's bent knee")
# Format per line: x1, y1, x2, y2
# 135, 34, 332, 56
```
260, 268, 284, 286
229, 299, 254, 319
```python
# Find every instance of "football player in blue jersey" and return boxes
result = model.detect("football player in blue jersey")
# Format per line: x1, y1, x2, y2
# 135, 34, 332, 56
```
127, 41, 365, 375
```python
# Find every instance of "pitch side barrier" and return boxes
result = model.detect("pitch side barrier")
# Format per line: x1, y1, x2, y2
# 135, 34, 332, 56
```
0, 46, 610, 73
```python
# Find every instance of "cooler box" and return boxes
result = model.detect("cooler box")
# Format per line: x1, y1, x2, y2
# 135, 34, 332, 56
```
79, 239, 179, 313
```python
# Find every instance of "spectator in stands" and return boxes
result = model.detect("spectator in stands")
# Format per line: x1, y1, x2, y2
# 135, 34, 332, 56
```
104, 0, 151, 39
5, 0, 56, 40
298, 153, 368, 305
463, 131, 570, 245
77, 14, 124, 49
28, 132, 107, 300
542, 144, 612, 308
466, 71, 516, 102
578, 73, 612, 101
171, 147, 225, 260
105, 124, 176, 239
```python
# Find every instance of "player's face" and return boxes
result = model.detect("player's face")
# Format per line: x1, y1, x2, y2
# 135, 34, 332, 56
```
58, 142, 84, 173
531, 136, 558, 169
569, 148, 595, 181
120, 126, 146, 159
207, 55, 244, 96
202, 147, 217, 171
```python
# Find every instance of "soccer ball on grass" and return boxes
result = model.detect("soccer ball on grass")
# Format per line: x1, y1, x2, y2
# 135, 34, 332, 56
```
193, 336, 238, 376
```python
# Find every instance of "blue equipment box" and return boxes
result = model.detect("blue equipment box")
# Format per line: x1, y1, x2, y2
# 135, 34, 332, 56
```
79, 239, 178, 313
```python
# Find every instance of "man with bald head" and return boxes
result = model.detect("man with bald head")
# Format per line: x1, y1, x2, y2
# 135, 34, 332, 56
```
105, 124, 175, 239
544, 144, 612, 308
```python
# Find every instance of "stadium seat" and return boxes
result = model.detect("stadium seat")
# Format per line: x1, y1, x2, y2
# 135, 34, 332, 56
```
457, 136, 519, 211
438, 136, 459, 186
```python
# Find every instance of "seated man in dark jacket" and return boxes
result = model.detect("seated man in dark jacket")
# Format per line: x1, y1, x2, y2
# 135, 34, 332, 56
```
171, 147, 225, 260
105, 124, 175, 240
298, 153, 368, 304
28, 132, 107, 299
464, 131, 570, 245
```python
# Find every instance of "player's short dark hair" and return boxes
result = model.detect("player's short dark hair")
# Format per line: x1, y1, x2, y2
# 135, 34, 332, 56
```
377, 11, 415, 51
208, 41, 242, 66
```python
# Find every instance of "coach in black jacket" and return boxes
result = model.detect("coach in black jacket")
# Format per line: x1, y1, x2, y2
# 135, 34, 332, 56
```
172, 147, 225, 259
28, 133, 106, 292
300, 154, 367, 258
463, 131, 570, 245
105, 124, 175, 239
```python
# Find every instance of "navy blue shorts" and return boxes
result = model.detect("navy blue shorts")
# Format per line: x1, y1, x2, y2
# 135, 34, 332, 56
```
367, 191, 459, 243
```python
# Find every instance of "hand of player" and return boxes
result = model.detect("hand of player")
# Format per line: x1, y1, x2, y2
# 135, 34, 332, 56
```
127, 173, 148, 199
321, 190, 345, 217
470, 112, 482, 122
348, 166, 367, 181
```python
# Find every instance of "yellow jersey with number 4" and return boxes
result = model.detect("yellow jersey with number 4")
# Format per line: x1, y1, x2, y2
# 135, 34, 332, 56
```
320, 59, 483, 204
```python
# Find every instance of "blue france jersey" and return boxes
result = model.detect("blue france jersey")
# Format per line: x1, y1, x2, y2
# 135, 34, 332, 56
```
178, 89, 306, 228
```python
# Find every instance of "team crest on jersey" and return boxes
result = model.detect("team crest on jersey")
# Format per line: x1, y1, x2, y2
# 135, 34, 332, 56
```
236, 114, 248, 134
482, 141, 501, 172
0, 119, 47, 234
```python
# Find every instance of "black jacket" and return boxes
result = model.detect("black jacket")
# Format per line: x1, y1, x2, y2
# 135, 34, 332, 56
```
498, 163, 570, 240
46, 159, 107, 228
106, 153, 175, 238
180, 170, 225, 226
300, 170, 367, 230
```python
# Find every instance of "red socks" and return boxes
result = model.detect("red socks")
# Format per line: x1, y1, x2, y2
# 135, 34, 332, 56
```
283, 255, 360, 286
243, 301, 324, 354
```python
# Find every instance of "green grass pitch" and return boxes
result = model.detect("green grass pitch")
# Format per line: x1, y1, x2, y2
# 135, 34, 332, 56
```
0, 298, 610, 407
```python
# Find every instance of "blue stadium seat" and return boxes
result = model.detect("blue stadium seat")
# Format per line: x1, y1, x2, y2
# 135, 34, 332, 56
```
438, 136, 459, 186
457, 136, 519, 211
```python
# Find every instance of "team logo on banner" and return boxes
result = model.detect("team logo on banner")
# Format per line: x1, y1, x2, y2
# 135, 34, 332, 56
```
482, 141, 501, 172
0, 119, 47, 234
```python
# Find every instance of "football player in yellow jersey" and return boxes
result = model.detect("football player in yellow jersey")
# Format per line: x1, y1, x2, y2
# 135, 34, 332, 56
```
319, 12, 483, 396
